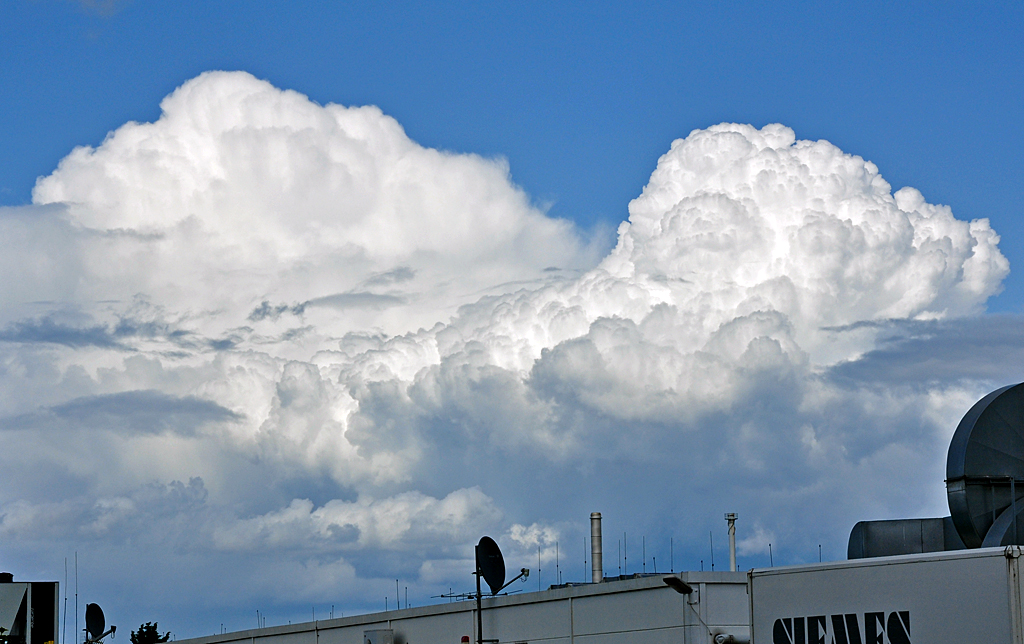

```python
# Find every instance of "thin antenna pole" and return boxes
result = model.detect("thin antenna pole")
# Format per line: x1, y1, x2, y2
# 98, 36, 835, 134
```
405, 586, 408, 609
538, 546, 541, 591
653, 556, 657, 574
769, 543, 773, 567
643, 536, 646, 574
74, 552, 78, 644
63, 558, 67, 644
617, 540, 621, 577
476, 550, 483, 644
623, 532, 627, 575
710, 531, 715, 571
671, 538, 674, 573
556, 542, 560, 585
396, 579, 399, 610
819, 545, 822, 562
583, 537, 587, 582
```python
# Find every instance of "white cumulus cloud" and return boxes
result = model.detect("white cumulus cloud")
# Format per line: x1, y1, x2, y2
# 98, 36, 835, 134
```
18, 70, 601, 341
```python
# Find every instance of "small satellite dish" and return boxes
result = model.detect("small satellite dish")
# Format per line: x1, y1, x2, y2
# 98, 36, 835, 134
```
476, 536, 506, 596
947, 383, 1024, 547
85, 604, 106, 642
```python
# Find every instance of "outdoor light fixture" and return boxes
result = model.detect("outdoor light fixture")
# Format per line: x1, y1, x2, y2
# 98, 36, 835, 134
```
662, 576, 693, 594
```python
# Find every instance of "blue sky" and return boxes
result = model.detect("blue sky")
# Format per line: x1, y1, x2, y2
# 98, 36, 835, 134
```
1, 1, 1023, 638
3, 2, 1021, 303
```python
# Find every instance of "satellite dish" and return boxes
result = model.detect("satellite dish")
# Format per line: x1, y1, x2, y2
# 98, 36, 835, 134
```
947, 383, 1024, 547
85, 604, 106, 642
476, 536, 506, 596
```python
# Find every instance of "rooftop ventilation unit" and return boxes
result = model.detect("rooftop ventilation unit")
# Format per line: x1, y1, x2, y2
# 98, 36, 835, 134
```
946, 382, 1024, 547
850, 383, 1024, 558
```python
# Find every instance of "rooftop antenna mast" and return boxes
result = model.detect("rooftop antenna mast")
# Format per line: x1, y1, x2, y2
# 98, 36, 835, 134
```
710, 531, 715, 571
63, 558, 68, 644
473, 536, 528, 644
555, 542, 560, 585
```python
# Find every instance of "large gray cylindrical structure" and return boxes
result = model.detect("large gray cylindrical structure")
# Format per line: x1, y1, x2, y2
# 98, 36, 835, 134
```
946, 383, 1024, 548
590, 512, 603, 583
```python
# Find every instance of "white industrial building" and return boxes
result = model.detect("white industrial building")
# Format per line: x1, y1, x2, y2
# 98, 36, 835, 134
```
178, 571, 750, 644
173, 546, 1024, 644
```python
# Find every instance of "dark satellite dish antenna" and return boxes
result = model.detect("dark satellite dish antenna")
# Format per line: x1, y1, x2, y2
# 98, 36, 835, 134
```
947, 383, 1024, 548
472, 536, 529, 644
476, 536, 505, 596
84, 603, 116, 643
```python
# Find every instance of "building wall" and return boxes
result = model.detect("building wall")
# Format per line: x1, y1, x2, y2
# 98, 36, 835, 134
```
749, 547, 1024, 644
179, 573, 749, 644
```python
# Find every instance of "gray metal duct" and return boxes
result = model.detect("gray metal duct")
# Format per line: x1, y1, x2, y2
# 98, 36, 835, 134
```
946, 382, 1024, 548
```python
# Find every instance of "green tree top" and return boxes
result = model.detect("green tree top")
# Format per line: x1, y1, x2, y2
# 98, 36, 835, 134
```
130, 623, 169, 644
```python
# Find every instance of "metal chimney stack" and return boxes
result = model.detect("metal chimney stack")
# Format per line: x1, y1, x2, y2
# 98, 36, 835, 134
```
725, 513, 738, 572
591, 512, 603, 583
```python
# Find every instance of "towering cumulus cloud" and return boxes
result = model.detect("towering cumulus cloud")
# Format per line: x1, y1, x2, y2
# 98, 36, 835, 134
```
23, 71, 597, 339
0, 73, 1012, 635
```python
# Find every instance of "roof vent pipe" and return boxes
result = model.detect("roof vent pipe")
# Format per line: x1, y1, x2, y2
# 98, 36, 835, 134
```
725, 513, 737, 572
590, 512, 603, 583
